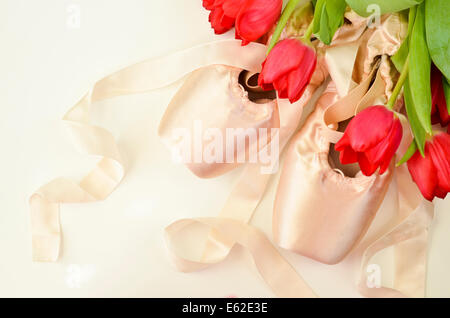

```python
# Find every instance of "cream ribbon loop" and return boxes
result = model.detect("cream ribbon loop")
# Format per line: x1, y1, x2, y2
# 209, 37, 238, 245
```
165, 217, 317, 298
320, 66, 385, 144
29, 40, 268, 262
163, 56, 328, 294
29, 36, 435, 299
30, 38, 324, 297
358, 165, 434, 298
319, 47, 434, 297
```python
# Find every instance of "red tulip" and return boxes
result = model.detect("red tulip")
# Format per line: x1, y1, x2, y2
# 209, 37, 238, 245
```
235, 0, 282, 45
431, 64, 450, 127
203, 0, 215, 10
203, 0, 247, 35
203, 0, 282, 45
258, 39, 316, 103
407, 133, 450, 201
335, 106, 403, 176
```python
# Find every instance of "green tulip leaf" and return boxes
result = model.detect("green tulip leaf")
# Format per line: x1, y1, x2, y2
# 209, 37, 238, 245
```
404, 79, 426, 156
425, 0, 450, 82
345, 0, 423, 17
312, 0, 347, 45
392, 38, 409, 72
408, 2, 432, 134
392, 7, 416, 72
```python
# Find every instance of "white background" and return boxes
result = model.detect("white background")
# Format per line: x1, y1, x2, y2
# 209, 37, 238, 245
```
0, 0, 449, 297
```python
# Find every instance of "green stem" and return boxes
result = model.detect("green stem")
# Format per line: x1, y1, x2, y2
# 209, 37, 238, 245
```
396, 139, 417, 166
407, 6, 417, 37
267, 0, 301, 55
386, 55, 410, 110
301, 17, 314, 45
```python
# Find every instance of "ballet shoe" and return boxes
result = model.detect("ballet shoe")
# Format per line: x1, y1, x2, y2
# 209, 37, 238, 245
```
159, 65, 279, 178
273, 82, 394, 265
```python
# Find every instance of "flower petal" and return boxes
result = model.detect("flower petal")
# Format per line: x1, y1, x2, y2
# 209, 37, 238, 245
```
429, 133, 450, 193
222, 0, 247, 18
286, 47, 317, 103
335, 133, 349, 151
235, 0, 282, 44
257, 69, 275, 91
339, 146, 358, 164
407, 145, 438, 201
260, 39, 305, 84
346, 106, 394, 152
357, 152, 379, 176
364, 117, 403, 174
209, 7, 234, 34
203, 0, 216, 10
273, 75, 289, 99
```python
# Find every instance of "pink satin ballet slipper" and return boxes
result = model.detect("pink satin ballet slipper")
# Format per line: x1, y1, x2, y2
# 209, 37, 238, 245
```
273, 81, 394, 265
273, 12, 407, 265
159, 64, 279, 178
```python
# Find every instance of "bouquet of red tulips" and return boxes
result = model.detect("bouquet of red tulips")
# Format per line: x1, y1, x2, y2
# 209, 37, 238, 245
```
202, 0, 450, 202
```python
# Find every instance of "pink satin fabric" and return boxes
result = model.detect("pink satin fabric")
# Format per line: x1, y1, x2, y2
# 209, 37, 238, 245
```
273, 82, 394, 265
29, 40, 270, 262
28, 11, 435, 298
272, 12, 432, 296
158, 65, 279, 178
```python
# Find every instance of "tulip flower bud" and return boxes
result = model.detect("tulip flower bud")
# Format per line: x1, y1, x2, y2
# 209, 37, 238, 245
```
203, 0, 282, 46
258, 38, 317, 103
203, 0, 247, 35
335, 106, 403, 176
236, 0, 283, 45
407, 132, 450, 201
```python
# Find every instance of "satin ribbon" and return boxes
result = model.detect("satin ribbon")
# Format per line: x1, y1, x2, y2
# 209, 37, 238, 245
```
319, 56, 434, 297
166, 217, 317, 297
30, 37, 434, 298
29, 39, 268, 262
29, 39, 322, 297
163, 65, 327, 296
320, 66, 384, 144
